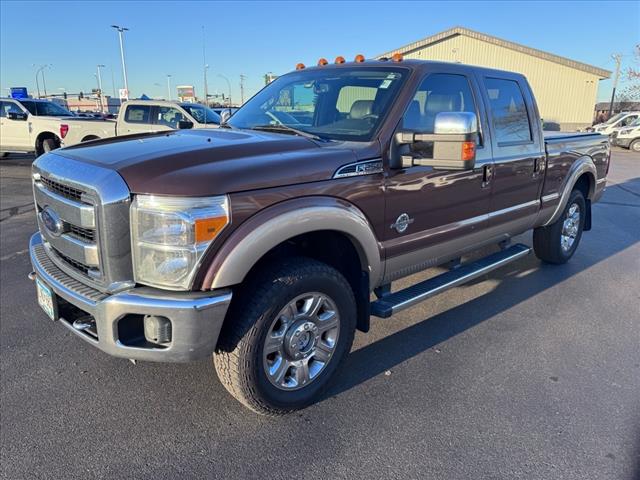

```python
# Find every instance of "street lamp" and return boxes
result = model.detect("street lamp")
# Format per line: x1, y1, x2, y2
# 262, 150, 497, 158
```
33, 64, 52, 98
167, 74, 172, 101
96, 64, 105, 112
111, 25, 130, 100
218, 74, 231, 107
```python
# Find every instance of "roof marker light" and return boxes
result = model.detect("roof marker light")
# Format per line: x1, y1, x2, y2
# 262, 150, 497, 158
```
317, 58, 328, 66
335, 56, 345, 64
391, 53, 403, 62
354, 54, 365, 63
296, 63, 306, 70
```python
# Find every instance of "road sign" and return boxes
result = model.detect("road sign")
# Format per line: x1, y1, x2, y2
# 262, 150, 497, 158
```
119, 88, 129, 100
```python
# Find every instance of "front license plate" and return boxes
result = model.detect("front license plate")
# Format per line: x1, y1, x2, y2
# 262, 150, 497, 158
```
36, 277, 58, 321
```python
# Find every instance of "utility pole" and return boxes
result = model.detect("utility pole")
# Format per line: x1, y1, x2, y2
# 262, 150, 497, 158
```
167, 74, 172, 101
111, 25, 130, 100
110, 67, 116, 98
96, 64, 105, 112
239, 74, 246, 105
218, 74, 231, 107
608, 53, 622, 118
202, 26, 209, 106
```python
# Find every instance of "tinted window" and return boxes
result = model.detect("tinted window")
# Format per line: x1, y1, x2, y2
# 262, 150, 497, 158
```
34, 101, 73, 116
0, 101, 23, 117
19, 101, 36, 115
484, 78, 531, 143
402, 73, 477, 136
125, 105, 152, 124
155, 106, 185, 128
180, 104, 220, 124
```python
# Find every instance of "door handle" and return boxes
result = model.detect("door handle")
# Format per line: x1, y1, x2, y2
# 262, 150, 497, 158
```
482, 164, 493, 188
533, 157, 544, 176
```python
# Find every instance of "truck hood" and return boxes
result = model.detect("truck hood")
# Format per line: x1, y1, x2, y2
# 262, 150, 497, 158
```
55, 129, 360, 195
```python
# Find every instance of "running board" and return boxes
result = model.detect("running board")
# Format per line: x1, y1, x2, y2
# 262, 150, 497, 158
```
370, 243, 531, 318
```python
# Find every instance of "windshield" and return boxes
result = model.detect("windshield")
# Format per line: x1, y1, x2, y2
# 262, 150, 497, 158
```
180, 104, 221, 124
604, 112, 626, 125
20, 100, 74, 117
228, 67, 407, 141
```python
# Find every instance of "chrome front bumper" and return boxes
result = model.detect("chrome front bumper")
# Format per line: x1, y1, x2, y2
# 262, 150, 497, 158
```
29, 233, 232, 362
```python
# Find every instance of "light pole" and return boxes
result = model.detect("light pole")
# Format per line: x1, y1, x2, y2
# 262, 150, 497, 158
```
111, 25, 130, 100
218, 74, 231, 107
96, 64, 105, 112
40, 64, 51, 97
239, 74, 246, 105
32, 64, 41, 98
33, 64, 51, 98
202, 26, 208, 106
167, 74, 172, 101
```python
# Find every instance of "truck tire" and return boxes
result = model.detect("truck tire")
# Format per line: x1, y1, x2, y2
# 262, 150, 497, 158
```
630, 139, 640, 153
214, 257, 356, 415
42, 138, 57, 154
533, 189, 586, 264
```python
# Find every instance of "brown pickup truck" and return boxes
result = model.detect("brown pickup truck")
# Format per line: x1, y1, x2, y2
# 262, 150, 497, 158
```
28, 57, 609, 415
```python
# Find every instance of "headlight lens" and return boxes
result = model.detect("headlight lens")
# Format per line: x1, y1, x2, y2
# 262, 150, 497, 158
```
130, 195, 229, 289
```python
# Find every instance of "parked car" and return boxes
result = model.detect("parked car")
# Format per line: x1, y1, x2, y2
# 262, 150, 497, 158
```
0, 98, 114, 157
611, 117, 640, 152
28, 58, 609, 415
0, 98, 221, 157
589, 111, 640, 135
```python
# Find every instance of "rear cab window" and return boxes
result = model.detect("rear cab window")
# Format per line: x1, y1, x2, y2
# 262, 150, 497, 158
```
124, 105, 152, 124
483, 77, 532, 145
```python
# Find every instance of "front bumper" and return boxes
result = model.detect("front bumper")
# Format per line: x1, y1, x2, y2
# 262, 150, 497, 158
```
29, 233, 232, 362
611, 137, 632, 148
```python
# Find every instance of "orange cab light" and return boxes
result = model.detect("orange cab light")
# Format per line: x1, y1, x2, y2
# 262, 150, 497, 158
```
461, 141, 476, 161
195, 216, 227, 243
335, 56, 346, 64
295, 63, 306, 70
391, 52, 403, 62
354, 54, 365, 63
317, 58, 328, 66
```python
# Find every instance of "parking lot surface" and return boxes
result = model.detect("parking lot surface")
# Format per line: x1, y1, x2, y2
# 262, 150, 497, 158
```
1, 150, 639, 480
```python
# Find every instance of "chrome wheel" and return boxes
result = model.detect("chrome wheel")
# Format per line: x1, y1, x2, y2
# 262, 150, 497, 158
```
560, 202, 580, 253
263, 292, 340, 391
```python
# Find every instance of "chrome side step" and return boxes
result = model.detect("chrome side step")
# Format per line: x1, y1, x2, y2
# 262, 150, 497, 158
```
370, 243, 531, 318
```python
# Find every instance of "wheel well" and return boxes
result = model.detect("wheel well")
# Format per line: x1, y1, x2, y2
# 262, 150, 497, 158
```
35, 132, 60, 155
245, 231, 371, 332
81, 135, 100, 142
573, 173, 593, 231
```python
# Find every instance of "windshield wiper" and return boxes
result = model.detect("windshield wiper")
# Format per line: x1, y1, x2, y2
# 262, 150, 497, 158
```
250, 124, 326, 142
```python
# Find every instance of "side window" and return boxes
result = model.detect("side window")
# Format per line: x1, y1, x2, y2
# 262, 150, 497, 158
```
484, 78, 532, 144
155, 107, 184, 128
0, 101, 24, 117
402, 73, 478, 136
621, 115, 637, 127
124, 105, 151, 124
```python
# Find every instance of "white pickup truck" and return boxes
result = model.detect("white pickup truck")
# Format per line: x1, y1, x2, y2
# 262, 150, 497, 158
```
0, 98, 221, 157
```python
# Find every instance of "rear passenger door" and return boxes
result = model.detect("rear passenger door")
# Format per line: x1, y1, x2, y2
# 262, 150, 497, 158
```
478, 74, 544, 231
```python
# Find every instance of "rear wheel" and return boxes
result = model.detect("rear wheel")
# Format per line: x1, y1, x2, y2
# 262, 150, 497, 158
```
533, 189, 586, 264
630, 139, 640, 153
214, 257, 356, 415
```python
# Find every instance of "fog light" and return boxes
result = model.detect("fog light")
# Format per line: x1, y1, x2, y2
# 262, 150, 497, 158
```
143, 315, 172, 345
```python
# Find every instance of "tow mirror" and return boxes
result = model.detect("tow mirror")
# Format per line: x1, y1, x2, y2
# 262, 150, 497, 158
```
390, 112, 478, 170
177, 120, 194, 130
219, 108, 232, 124
7, 112, 28, 121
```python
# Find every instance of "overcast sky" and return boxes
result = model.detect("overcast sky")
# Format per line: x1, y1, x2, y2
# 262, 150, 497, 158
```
1, 0, 638, 102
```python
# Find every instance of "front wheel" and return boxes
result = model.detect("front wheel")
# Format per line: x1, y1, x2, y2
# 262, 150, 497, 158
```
630, 139, 640, 153
533, 189, 586, 264
214, 257, 356, 415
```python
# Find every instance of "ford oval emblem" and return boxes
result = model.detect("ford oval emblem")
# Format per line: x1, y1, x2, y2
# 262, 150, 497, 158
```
40, 207, 64, 237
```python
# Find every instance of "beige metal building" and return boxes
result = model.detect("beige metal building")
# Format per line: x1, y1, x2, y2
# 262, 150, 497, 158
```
378, 27, 611, 131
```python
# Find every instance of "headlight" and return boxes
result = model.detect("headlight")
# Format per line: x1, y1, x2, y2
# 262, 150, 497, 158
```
130, 195, 229, 290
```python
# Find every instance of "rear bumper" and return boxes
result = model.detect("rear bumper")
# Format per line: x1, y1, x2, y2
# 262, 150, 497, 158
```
29, 232, 232, 362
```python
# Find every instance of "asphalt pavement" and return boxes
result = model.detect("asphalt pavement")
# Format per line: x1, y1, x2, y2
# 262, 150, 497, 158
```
1, 150, 639, 480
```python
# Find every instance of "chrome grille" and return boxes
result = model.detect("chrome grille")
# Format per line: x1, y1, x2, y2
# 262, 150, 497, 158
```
40, 176, 86, 204
32, 153, 134, 293
67, 224, 96, 243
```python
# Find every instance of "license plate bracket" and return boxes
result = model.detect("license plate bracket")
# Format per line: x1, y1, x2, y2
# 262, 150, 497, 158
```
36, 277, 58, 321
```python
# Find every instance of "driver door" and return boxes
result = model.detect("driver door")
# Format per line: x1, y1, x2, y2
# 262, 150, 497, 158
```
383, 71, 493, 281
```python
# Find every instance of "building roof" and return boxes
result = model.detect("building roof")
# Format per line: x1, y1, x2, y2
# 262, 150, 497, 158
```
377, 26, 611, 79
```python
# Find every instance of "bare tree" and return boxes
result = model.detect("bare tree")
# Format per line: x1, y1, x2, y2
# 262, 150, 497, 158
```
619, 44, 640, 101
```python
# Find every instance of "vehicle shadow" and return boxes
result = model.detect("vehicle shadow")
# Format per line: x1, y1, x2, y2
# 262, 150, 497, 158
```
323, 177, 640, 400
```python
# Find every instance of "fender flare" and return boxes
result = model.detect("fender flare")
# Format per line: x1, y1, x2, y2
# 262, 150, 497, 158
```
200, 196, 382, 290
543, 156, 597, 226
